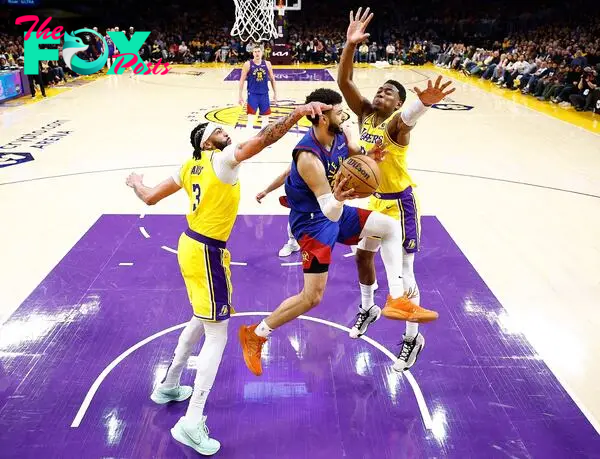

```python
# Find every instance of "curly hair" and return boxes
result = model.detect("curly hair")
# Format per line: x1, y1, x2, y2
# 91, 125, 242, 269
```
304, 88, 343, 125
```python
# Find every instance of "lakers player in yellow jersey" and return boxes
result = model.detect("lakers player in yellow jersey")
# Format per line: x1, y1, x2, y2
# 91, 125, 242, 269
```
125, 99, 331, 456
337, 7, 455, 372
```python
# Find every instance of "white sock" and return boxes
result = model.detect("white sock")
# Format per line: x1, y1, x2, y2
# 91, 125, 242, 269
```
287, 222, 296, 245
405, 322, 419, 339
186, 389, 210, 424
185, 320, 228, 424
255, 320, 273, 338
403, 251, 420, 338
360, 212, 405, 298
359, 283, 375, 311
161, 317, 205, 389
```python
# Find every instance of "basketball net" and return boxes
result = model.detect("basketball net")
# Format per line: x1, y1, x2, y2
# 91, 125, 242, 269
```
231, 0, 279, 42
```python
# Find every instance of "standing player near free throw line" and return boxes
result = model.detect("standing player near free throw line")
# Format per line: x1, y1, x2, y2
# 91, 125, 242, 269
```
125, 100, 331, 456
239, 88, 439, 378
239, 44, 278, 123
338, 7, 455, 372
255, 165, 302, 257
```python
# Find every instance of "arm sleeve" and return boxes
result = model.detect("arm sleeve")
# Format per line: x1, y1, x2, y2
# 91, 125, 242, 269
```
212, 143, 241, 185
171, 165, 183, 186
317, 193, 344, 222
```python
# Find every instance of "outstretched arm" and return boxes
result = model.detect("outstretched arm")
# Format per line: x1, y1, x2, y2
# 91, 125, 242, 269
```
238, 61, 250, 105
388, 75, 456, 146
266, 61, 278, 103
337, 8, 375, 121
233, 101, 331, 163
256, 164, 292, 203
126, 173, 181, 206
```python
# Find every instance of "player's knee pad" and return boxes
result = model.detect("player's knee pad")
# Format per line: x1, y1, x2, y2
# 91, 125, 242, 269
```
357, 236, 381, 253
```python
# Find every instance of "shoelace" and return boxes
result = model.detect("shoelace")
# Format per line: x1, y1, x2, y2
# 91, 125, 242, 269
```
354, 312, 369, 329
248, 333, 265, 355
398, 339, 416, 361
194, 422, 210, 440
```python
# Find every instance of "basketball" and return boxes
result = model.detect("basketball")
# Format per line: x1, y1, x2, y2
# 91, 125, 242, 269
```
338, 155, 381, 198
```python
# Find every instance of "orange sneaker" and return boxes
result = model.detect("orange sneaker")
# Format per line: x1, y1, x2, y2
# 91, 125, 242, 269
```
382, 295, 439, 323
239, 324, 267, 376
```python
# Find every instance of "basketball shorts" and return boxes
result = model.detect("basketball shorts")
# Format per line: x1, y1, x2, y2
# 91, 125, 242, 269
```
290, 206, 371, 272
177, 228, 235, 322
359, 186, 421, 253
247, 92, 271, 115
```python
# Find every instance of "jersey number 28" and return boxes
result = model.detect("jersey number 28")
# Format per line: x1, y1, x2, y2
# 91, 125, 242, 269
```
192, 184, 201, 211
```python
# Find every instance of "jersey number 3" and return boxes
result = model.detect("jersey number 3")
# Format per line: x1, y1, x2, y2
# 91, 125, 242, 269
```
192, 184, 201, 211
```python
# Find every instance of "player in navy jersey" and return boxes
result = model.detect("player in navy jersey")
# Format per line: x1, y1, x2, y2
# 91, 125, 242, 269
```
239, 88, 439, 376
238, 44, 278, 117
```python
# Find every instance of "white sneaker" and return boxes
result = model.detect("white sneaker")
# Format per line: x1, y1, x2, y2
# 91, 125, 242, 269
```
393, 333, 425, 372
150, 385, 193, 404
171, 416, 221, 456
349, 305, 382, 339
278, 239, 300, 257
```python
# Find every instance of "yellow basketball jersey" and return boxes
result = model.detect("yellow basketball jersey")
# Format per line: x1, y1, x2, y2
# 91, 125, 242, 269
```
179, 150, 241, 242
358, 110, 415, 193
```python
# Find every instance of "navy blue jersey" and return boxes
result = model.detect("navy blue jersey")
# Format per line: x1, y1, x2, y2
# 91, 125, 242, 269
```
248, 60, 269, 95
285, 128, 349, 213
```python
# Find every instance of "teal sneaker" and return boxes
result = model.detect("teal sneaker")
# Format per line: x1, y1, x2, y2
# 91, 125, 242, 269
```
171, 416, 221, 456
150, 385, 193, 405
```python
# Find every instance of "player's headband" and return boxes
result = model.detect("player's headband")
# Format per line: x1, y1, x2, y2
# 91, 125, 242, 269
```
384, 83, 400, 93
200, 122, 219, 147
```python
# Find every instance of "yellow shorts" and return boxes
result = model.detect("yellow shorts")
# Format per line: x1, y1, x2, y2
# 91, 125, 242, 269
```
177, 232, 235, 322
363, 187, 422, 253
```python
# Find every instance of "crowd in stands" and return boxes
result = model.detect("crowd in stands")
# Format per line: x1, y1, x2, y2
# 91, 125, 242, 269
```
0, 0, 599, 112
433, 21, 600, 112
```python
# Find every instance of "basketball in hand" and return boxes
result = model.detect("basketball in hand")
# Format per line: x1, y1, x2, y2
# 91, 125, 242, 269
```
338, 155, 381, 198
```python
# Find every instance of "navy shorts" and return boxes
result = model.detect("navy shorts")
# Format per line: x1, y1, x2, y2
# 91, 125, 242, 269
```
247, 92, 271, 115
290, 206, 371, 271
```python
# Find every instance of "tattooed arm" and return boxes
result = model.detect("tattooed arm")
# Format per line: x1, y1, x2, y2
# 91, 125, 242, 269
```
231, 101, 332, 163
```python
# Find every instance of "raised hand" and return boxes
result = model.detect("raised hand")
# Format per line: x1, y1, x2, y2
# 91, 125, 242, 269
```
346, 7, 374, 46
414, 76, 456, 106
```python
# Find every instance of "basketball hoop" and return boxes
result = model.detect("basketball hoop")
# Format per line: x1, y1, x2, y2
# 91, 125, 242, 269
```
231, 0, 279, 43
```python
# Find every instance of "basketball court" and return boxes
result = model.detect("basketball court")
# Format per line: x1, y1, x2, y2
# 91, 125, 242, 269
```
1, 3, 600, 457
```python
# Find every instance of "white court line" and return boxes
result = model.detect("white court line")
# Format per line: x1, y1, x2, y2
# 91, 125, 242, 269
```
343, 252, 355, 258
70, 311, 433, 430
161, 245, 178, 254
139, 227, 150, 239
118, 263, 134, 266
281, 262, 302, 266
139, 214, 145, 219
